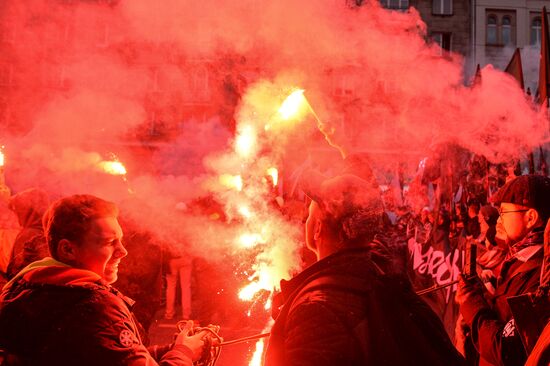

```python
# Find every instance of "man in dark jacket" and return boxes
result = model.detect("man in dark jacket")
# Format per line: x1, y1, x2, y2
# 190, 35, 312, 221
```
6, 188, 50, 279
265, 173, 465, 366
457, 175, 550, 366
0, 194, 206, 366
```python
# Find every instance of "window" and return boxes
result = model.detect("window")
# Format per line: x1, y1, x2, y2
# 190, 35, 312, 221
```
531, 17, 542, 45
432, 32, 452, 55
487, 15, 497, 44
332, 72, 356, 97
486, 10, 516, 46
502, 16, 512, 45
379, 0, 409, 10
433, 0, 452, 15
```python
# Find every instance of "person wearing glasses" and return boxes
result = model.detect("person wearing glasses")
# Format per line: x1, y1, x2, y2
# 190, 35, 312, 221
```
456, 175, 550, 366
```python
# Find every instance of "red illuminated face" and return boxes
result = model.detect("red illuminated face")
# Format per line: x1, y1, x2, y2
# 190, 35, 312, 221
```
496, 202, 531, 244
305, 201, 323, 257
73, 216, 127, 284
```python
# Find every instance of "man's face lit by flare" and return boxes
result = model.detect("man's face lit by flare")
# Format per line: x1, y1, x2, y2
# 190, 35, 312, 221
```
305, 201, 324, 257
73, 216, 127, 284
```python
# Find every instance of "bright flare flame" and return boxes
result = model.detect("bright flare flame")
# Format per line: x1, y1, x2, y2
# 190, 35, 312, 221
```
278, 89, 306, 120
238, 266, 273, 301
0, 150, 4, 167
266, 167, 278, 186
238, 205, 253, 219
264, 296, 272, 310
239, 282, 263, 301
236, 125, 256, 158
249, 339, 265, 366
100, 161, 126, 175
219, 174, 243, 191
239, 233, 265, 248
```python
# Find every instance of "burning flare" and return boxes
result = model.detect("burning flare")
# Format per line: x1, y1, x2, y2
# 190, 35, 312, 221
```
278, 89, 306, 120
249, 339, 265, 366
219, 174, 243, 191
99, 160, 126, 175
238, 205, 253, 219
236, 125, 257, 158
0, 148, 4, 167
238, 233, 265, 248
266, 167, 278, 186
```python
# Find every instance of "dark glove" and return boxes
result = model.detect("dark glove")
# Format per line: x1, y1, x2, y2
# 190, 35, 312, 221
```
456, 273, 485, 306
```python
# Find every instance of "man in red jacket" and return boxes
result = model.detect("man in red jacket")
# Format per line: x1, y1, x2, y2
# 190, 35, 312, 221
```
457, 175, 550, 365
0, 194, 206, 366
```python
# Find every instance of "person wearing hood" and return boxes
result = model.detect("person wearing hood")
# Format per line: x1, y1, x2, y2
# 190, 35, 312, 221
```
456, 175, 550, 366
264, 173, 465, 366
0, 194, 207, 366
6, 188, 50, 279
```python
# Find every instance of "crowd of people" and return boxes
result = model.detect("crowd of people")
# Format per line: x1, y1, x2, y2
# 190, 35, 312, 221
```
0, 146, 548, 365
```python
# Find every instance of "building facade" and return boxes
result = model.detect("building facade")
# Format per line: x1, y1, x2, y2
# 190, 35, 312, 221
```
410, 0, 473, 59
473, 0, 550, 90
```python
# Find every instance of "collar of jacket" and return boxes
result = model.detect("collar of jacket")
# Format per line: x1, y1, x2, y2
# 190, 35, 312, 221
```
509, 227, 545, 256
2, 257, 136, 309
271, 246, 379, 319
3, 257, 103, 291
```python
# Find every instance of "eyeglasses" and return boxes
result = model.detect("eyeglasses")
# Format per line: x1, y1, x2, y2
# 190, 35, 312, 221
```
498, 208, 529, 217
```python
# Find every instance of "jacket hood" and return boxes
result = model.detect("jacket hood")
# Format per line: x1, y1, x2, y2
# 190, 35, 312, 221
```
8, 188, 49, 229
4, 257, 102, 291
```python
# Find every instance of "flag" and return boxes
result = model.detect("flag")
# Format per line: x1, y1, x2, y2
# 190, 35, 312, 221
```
539, 7, 550, 106
540, 146, 548, 175
505, 48, 525, 89
472, 64, 481, 87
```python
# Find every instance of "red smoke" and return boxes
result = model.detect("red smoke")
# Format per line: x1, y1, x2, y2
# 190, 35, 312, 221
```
0, 0, 546, 257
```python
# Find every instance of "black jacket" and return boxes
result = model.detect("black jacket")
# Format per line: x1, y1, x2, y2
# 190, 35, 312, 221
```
265, 238, 465, 366
460, 229, 544, 366
0, 258, 192, 366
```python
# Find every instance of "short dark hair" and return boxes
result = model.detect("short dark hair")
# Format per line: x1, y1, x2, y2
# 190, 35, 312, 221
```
43, 194, 118, 259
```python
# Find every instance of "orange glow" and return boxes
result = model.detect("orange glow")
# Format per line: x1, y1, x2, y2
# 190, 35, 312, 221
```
266, 167, 278, 186
238, 267, 273, 301
248, 339, 265, 366
238, 205, 253, 219
278, 89, 306, 120
236, 125, 256, 158
100, 160, 126, 175
238, 233, 265, 248
219, 174, 243, 191
264, 296, 272, 310
239, 282, 263, 301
